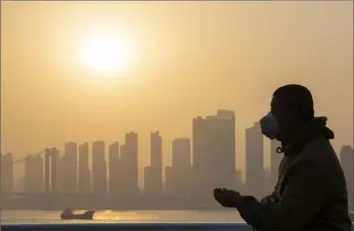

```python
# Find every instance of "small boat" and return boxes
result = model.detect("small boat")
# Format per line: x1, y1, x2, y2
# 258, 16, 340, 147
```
60, 208, 95, 220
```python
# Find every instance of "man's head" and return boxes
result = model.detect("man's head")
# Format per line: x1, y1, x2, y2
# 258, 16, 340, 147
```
260, 84, 315, 142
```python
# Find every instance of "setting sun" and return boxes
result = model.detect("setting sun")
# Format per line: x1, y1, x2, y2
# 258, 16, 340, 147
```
79, 33, 134, 73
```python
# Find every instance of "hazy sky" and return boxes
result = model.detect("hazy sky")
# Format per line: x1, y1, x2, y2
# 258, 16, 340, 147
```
1, 1, 353, 183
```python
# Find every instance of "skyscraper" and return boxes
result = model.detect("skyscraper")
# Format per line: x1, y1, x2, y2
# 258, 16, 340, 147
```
62, 142, 78, 192
165, 138, 192, 197
24, 154, 43, 193
192, 110, 236, 198
120, 132, 139, 196
50, 148, 59, 192
144, 131, 163, 196
172, 138, 191, 169
92, 141, 107, 194
245, 122, 264, 198
340, 145, 354, 208
1, 153, 14, 193
44, 148, 59, 192
109, 141, 120, 195
79, 142, 91, 192
44, 149, 50, 192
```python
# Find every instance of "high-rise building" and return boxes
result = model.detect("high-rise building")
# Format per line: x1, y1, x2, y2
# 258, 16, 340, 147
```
44, 149, 50, 192
79, 142, 91, 192
24, 155, 43, 193
44, 148, 59, 192
120, 132, 139, 196
109, 141, 120, 195
119, 144, 127, 196
56, 154, 63, 192
144, 131, 163, 196
340, 145, 354, 208
14, 176, 24, 193
51, 148, 59, 192
245, 122, 264, 198
172, 138, 191, 168
165, 138, 192, 197
92, 141, 107, 193
1, 153, 14, 193
192, 110, 236, 198
61, 142, 78, 192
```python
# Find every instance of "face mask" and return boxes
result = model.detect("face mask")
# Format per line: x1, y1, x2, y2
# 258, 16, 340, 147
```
260, 112, 279, 140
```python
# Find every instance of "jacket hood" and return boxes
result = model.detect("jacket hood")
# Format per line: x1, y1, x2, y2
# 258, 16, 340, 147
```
280, 116, 334, 155
312, 116, 335, 140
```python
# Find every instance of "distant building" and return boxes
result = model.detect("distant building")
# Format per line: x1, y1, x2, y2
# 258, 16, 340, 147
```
44, 148, 59, 192
108, 141, 120, 195
24, 154, 43, 193
51, 148, 59, 192
192, 110, 236, 198
234, 169, 242, 191
61, 142, 78, 192
165, 138, 192, 198
121, 132, 139, 196
1, 153, 14, 192
14, 176, 24, 193
92, 141, 107, 194
245, 122, 265, 198
144, 131, 163, 197
79, 142, 91, 192
340, 145, 354, 208
172, 138, 191, 168
44, 149, 50, 192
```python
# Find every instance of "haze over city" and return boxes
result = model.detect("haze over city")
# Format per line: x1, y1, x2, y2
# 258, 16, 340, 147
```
1, 0, 352, 191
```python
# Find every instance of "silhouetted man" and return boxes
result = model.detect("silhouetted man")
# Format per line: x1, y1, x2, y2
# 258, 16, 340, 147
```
214, 84, 352, 231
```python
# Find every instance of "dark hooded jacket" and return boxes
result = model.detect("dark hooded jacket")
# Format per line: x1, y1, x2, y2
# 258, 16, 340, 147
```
236, 117, 352, 231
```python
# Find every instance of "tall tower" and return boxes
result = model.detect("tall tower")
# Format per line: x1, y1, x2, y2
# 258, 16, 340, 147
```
245, 122, 264, 198
192, 110, 236, 198
45, 149, 50, 193
144, 131, 163, 196
44, 148, 58, 192
51, 148, 58, 192
62, 142, 78, 192
108, 141, 120, 195
25, 154, 44, 193
78, 142, 90, 192
165, 138, 192, 197
1, 153, 14, 193
92, 141, 107, 194
121, 132, 139, 196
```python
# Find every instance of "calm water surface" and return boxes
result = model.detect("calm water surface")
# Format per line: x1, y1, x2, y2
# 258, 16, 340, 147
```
1, 210, 243, 224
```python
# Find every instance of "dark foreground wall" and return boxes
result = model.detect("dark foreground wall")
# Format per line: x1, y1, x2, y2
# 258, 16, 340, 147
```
2, 223, 252, 231
2, 223, 354, 231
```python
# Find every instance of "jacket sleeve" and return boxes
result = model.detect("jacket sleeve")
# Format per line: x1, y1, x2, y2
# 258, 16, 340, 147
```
260, 184, 279, 206
237, 160, 326, 231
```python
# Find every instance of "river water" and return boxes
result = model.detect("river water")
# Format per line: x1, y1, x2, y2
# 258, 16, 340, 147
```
0, 210, 243, 224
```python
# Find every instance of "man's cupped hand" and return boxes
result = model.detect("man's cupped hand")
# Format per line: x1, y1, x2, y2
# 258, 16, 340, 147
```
213, 188, 242, 208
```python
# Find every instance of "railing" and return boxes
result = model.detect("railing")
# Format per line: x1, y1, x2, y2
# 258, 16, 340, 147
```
2, 223, 354, 231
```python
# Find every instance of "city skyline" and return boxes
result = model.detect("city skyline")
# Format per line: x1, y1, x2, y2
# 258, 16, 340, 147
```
1, 109, 353, 191
1, 109, 353, 210
1, 1, 352, 179
1, 109, 354, 209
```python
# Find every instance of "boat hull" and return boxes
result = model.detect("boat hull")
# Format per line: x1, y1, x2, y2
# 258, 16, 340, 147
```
60, 210, 95, 220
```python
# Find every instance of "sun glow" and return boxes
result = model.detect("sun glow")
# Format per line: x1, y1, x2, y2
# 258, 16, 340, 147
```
79, 33, 134, 73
